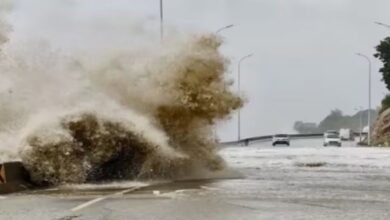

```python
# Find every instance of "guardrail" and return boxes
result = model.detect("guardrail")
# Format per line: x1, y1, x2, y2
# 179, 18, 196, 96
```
220, 132, 365, 146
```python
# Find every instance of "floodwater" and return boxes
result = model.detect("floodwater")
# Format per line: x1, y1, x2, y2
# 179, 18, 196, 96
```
1, 138, 390, 220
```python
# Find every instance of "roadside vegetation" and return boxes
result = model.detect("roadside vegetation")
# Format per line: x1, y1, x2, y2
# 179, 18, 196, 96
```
375, 37, 390, 112
371, 37, 390, 146
294, 109, 377, 134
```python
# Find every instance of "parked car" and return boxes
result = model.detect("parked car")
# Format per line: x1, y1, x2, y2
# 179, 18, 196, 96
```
272, 134, 290, 146
323, 133, 342, 147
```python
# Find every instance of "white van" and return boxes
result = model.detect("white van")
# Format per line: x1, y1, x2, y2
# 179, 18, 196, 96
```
339, 129, 354, 141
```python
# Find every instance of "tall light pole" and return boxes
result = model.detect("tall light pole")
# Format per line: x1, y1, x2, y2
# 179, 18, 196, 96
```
237, 53, 254, 141
160, 0, 164, 41
356, 53, 372, 146
375, 21, 390, 29
216, 24, 234, 34
354, 106, 363, 141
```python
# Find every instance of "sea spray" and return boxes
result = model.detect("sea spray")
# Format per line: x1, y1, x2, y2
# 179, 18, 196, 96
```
20, 107, 187, 185
17, 35, 242, 185
0, 0, 12, 51
0, 2, 242, 185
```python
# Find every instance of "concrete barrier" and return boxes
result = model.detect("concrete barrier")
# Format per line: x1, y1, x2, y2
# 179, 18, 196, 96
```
0, 162, 31, 194
220, 133, 324, 146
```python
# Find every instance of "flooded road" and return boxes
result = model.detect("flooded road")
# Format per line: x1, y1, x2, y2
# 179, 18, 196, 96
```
1, 138, 390, 220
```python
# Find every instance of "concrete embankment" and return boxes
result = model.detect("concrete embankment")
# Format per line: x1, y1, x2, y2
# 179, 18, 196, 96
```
0, 162, 32, 194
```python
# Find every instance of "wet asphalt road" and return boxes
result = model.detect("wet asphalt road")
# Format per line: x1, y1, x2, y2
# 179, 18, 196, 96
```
1, 138, 390, 220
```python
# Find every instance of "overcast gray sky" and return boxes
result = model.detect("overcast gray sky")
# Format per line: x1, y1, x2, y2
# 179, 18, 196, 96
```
7, 0, 390, 141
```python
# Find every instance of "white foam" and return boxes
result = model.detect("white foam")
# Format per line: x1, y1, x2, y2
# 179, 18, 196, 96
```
221, 143, 390, 170
59, 181, 149, 191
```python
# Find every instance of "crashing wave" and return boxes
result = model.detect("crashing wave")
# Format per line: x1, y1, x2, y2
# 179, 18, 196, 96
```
12, 35, 242, 186
20, 109, 187, 185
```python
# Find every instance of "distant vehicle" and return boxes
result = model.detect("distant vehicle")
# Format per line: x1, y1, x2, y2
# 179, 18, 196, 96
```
323, 133, 342, 147
362, 126, 370, 134
272, 134, 290, 146
339, 128, 354, 141
324, 130, 339, 137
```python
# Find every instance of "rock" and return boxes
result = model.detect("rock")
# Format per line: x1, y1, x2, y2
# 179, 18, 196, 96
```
372, 108, 390, 146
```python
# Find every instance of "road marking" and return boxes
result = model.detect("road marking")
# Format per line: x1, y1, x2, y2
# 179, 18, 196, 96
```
57, 214, 81, 220
0, 196, 7, 199
71, 186, 143, 212
71, 197, 105, 212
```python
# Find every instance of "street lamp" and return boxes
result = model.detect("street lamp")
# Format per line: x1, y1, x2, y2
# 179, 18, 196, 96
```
356, 53, 372, 146
354, 106, 363, 141
374, 21, 390, 29
216, 24, 234, 34
160, 0, 164, 41
237, 53, 254, 141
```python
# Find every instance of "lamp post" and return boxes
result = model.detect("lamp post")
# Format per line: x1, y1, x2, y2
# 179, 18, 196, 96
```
356, 53, 372, 146
160, 0, 164, 41
211, 24, 234, 141
237, 53, 254, 141
375, 21, 390, 29
216, 24, 234, 34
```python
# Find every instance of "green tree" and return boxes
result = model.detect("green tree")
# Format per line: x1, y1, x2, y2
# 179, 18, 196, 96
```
380, 94, 390, 113
374, 37, 390, 91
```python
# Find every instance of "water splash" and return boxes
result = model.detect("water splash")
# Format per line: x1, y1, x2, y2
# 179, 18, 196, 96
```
0, 3, 242, 186
0, 0, 12, 51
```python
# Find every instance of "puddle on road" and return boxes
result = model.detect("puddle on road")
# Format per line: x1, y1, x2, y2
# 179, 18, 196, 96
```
295, 162, 327, 168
